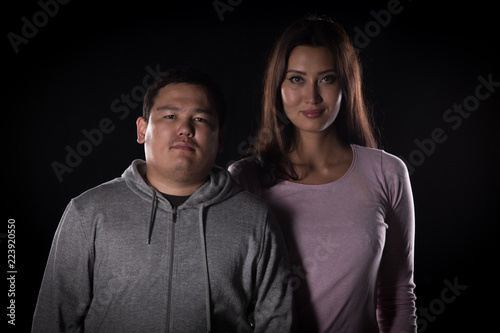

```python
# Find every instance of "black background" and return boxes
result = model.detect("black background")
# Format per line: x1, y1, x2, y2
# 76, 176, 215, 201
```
4, 0, 499, 332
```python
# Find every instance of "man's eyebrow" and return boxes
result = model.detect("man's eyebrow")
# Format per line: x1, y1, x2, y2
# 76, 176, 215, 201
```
156, 105, 180, 111
155, 105, 214, 115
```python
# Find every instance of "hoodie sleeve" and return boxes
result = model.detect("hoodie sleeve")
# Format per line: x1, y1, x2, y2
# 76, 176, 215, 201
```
252, 211, 297, 332
32, 199, 94, 333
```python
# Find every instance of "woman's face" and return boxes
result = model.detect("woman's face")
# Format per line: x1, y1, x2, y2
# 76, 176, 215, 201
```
281, 45, 342, 134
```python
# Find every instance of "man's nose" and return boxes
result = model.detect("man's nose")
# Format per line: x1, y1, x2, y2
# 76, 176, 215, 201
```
177, 120, 194, 137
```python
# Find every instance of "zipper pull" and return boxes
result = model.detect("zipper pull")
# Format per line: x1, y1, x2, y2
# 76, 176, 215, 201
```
172, 207, 177, 224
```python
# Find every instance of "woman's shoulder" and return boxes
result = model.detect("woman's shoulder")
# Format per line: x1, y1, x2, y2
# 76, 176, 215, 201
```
353, 145, 410, 185
352, 145, 413, 207
227, 156, 264, 194
228, 156, 259, 177
352, 144, 410, 178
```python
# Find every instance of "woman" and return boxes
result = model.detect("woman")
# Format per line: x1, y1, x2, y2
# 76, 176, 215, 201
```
229, 16, 417, 332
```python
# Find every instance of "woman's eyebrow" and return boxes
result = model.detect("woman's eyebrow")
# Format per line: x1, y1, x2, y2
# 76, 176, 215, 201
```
286, 69, 306, 75
318, 69, 337, 75
285, 69, 337, 75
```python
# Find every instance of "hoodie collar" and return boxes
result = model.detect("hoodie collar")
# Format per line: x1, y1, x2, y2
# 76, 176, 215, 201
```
122, 159, 241, 210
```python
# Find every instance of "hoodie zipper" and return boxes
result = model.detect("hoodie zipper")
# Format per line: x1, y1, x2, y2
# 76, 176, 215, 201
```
166, 207, 177, 333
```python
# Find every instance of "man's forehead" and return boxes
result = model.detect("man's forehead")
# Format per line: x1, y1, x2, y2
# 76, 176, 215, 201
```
154, 83, 214, 111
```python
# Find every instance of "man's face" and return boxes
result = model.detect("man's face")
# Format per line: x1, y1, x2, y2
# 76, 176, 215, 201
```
137, 83, 224, 187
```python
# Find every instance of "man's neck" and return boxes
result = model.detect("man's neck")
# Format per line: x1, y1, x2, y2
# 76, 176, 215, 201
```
144, 170, 207, 196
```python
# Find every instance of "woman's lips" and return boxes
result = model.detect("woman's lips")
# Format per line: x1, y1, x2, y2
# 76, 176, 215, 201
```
300, 109, 325, 118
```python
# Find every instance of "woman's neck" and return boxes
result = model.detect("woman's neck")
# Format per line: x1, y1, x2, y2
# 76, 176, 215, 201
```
287, 127, 353, 184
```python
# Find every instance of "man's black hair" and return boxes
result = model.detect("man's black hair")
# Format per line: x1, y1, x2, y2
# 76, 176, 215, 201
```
143, 66, 226, 126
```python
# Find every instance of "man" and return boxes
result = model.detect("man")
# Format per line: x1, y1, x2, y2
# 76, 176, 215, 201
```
32, 67, 295, 332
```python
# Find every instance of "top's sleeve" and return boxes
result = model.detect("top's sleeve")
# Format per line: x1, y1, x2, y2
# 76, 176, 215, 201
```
252, 211, 297, 333
376, 154, 417, 332
32, 200, 94, 333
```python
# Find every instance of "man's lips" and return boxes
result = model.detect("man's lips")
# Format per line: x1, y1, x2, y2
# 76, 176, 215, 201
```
300, 109, 325, 118
170, 141, 196, 151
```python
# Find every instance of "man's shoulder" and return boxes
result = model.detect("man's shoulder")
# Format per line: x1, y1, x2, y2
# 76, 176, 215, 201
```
231, 186, 268, 206
222, 180, 267, 206
71, 176, 129, 206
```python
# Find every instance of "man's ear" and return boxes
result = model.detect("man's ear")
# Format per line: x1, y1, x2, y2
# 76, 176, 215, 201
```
218, 126, 226, 153
136, 117, 148, 144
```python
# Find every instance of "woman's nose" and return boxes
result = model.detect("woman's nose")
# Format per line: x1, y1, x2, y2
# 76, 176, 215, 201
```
304, 83, 322, 104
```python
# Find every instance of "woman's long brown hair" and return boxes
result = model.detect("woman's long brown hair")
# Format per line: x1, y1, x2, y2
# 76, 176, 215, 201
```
251, 15, 378, 186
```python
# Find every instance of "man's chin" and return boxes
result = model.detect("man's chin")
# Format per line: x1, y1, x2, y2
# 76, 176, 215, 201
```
169, 161, 211, 183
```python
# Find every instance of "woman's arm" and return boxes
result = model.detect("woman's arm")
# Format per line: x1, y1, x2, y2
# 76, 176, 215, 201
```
377, 155, 417, 332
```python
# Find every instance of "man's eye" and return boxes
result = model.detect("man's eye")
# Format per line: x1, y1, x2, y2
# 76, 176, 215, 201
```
164, 115, 175, 119
194, 117, 207, 122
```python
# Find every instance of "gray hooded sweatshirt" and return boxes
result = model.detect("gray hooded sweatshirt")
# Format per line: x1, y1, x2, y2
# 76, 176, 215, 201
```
32, 160, 295, 332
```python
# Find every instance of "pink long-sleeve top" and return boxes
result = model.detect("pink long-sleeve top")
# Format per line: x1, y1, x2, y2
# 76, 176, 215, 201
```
229, 144, 417, 332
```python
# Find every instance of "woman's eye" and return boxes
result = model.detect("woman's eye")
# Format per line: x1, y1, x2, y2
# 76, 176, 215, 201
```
321, 75, 337, 83
289, 76, 304, 83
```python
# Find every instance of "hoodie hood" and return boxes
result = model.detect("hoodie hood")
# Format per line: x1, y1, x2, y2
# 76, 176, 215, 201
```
122, 159, 241, 209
